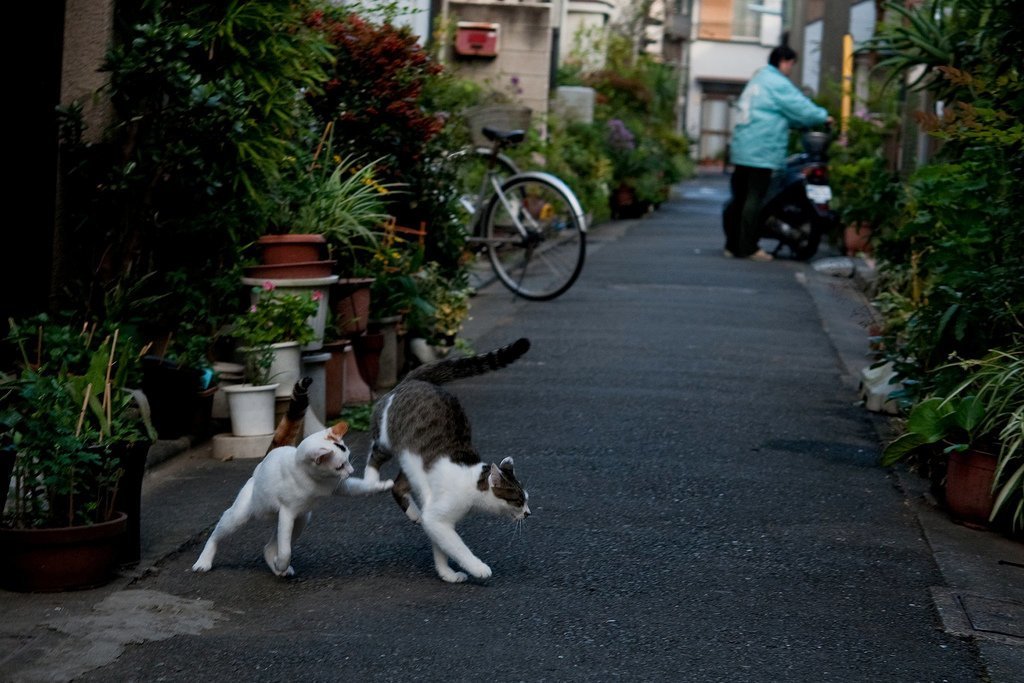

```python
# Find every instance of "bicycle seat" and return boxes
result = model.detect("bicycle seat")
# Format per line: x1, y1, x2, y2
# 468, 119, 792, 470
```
482, 126, 526, 145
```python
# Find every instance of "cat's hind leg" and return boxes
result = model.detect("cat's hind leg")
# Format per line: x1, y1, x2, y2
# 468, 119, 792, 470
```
420, 509, 491, 582
361, 440, 393, 487
192, 478, 255, 572
391, 470, 421, 523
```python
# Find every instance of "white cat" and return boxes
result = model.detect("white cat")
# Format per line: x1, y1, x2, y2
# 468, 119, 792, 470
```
192, 422, 393, 577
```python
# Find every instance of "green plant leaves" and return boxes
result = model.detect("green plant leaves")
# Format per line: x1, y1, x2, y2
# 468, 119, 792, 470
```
880, 394, 988, 466
905, 397, 952, 442
881, 431, 929, 466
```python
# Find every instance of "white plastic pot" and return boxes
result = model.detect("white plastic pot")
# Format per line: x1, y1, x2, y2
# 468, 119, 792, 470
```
223, 383, 279, 436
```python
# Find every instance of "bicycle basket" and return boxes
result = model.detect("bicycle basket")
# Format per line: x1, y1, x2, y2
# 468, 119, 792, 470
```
464, 104, 533, 147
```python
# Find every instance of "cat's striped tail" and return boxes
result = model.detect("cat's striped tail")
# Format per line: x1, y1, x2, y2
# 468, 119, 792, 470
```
404, 338, 530, 385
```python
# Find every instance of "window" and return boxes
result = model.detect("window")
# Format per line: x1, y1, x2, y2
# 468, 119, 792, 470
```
731, 0, 760, 39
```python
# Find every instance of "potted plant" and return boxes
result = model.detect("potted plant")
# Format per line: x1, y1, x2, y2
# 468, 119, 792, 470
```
943, 347, 1024, 532
231, 283, 320, 400
141, 321, 218, 440
828, 107, 901, 257
880, 359, 1021, 531
0, 317, 156, 591
404, 262, 472, 364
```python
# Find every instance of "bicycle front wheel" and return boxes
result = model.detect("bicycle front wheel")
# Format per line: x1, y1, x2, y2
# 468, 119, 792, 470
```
483, 175, 586, 300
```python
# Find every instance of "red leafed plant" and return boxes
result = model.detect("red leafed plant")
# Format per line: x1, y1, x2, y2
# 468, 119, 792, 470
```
305, 10, 445, 186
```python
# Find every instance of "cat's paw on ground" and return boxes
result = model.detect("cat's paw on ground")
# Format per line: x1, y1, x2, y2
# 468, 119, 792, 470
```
440, 570, 469, 583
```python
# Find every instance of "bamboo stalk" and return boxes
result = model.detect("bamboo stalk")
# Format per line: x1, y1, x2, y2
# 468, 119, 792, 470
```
68, 466, 75, 527
76, 383, 93, 438
104, 330, 119, 430
103, 383, 111, 442
312, 121, 334, 167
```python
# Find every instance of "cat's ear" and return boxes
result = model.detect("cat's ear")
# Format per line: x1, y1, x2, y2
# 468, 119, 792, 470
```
489, 458, 516, 487
330, 421, 349, 441
313, 449, 330, 465
487, 463, 502, 489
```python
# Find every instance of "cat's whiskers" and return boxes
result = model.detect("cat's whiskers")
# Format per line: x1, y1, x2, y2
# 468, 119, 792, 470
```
506, 517, 526, 545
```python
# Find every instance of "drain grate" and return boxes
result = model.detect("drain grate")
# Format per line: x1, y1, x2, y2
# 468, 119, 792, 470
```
959, 593, 1024, 639
931, 587, 1024, 645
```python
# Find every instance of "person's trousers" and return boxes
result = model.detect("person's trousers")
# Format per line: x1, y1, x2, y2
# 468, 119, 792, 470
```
724, 165, 773, 257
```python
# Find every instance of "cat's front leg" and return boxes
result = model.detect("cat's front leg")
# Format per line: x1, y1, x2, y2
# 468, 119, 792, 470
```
421, 514, 492, 581
338, 476, 394, 496
265, 511, 300, 577
432, 544, 468, 583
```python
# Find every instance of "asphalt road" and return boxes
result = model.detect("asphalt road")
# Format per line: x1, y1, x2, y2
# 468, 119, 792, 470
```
60, 176, 989, 681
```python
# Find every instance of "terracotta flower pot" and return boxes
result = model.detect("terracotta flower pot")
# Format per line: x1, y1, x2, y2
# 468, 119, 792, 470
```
843, 222, 873, 257
0, 512, 129, 592
333, 278, 374, 337
321, 340, 349, 418
945, 450, 997, 527
257, 234, 327, 265
369, 316, 402, 391
244, 260, 336, 280
353, 331, 385, 390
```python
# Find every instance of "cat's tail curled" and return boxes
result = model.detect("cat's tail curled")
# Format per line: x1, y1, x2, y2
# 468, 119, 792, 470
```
404, 338, 530, 386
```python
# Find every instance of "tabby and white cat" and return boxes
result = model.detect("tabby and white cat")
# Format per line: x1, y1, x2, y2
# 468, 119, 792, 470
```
362, 338, 532, 583
192, 422, 393, 577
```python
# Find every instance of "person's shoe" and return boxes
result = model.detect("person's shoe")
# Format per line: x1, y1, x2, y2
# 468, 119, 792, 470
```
723, 249, 735, 258
747, 249, 773, 262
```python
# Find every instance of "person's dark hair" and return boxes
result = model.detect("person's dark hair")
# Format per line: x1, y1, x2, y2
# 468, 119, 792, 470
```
769, 46, 798, 67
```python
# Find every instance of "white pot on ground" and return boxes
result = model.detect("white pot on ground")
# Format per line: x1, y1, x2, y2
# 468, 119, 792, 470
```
223, 383, 280, 436
268, 341, 302, 398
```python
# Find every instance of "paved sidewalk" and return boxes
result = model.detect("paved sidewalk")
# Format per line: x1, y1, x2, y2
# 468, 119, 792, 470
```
2, 176, 1021, 682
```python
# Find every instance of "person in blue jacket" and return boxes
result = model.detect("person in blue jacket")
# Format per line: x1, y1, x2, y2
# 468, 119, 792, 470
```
724, 46, 831, 261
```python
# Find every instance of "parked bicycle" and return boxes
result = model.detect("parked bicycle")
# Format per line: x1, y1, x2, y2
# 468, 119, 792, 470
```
453, 127, 587, 301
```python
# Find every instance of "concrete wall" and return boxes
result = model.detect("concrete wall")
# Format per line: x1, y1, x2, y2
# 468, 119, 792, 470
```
447, 0, 554, 117
61, 0, 115, 142
563, 0, 615, 70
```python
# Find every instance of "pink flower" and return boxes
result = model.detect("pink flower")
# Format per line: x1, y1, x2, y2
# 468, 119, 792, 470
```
311, 290, 323, 301
262, 281, 276, 291
249, 305, 258, 313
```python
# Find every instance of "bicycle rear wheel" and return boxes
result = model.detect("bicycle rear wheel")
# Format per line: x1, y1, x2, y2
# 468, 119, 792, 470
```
483, 175, 586, 300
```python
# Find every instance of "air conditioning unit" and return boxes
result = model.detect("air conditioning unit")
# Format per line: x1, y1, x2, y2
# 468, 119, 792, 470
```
664, 14, 691, 41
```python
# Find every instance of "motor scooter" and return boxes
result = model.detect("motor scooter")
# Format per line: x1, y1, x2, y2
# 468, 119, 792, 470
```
723, 127, 837, 260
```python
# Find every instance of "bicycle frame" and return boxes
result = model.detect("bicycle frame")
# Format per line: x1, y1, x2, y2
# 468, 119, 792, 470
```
465, 152, 587, 247
453, 127, 587, 300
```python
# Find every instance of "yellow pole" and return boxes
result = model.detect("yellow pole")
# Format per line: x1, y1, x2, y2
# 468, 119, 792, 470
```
841, 33, 854, 136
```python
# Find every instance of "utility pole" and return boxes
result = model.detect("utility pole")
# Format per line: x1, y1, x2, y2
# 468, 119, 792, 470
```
787, 0, 807, 86
819, 0, 850, 98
